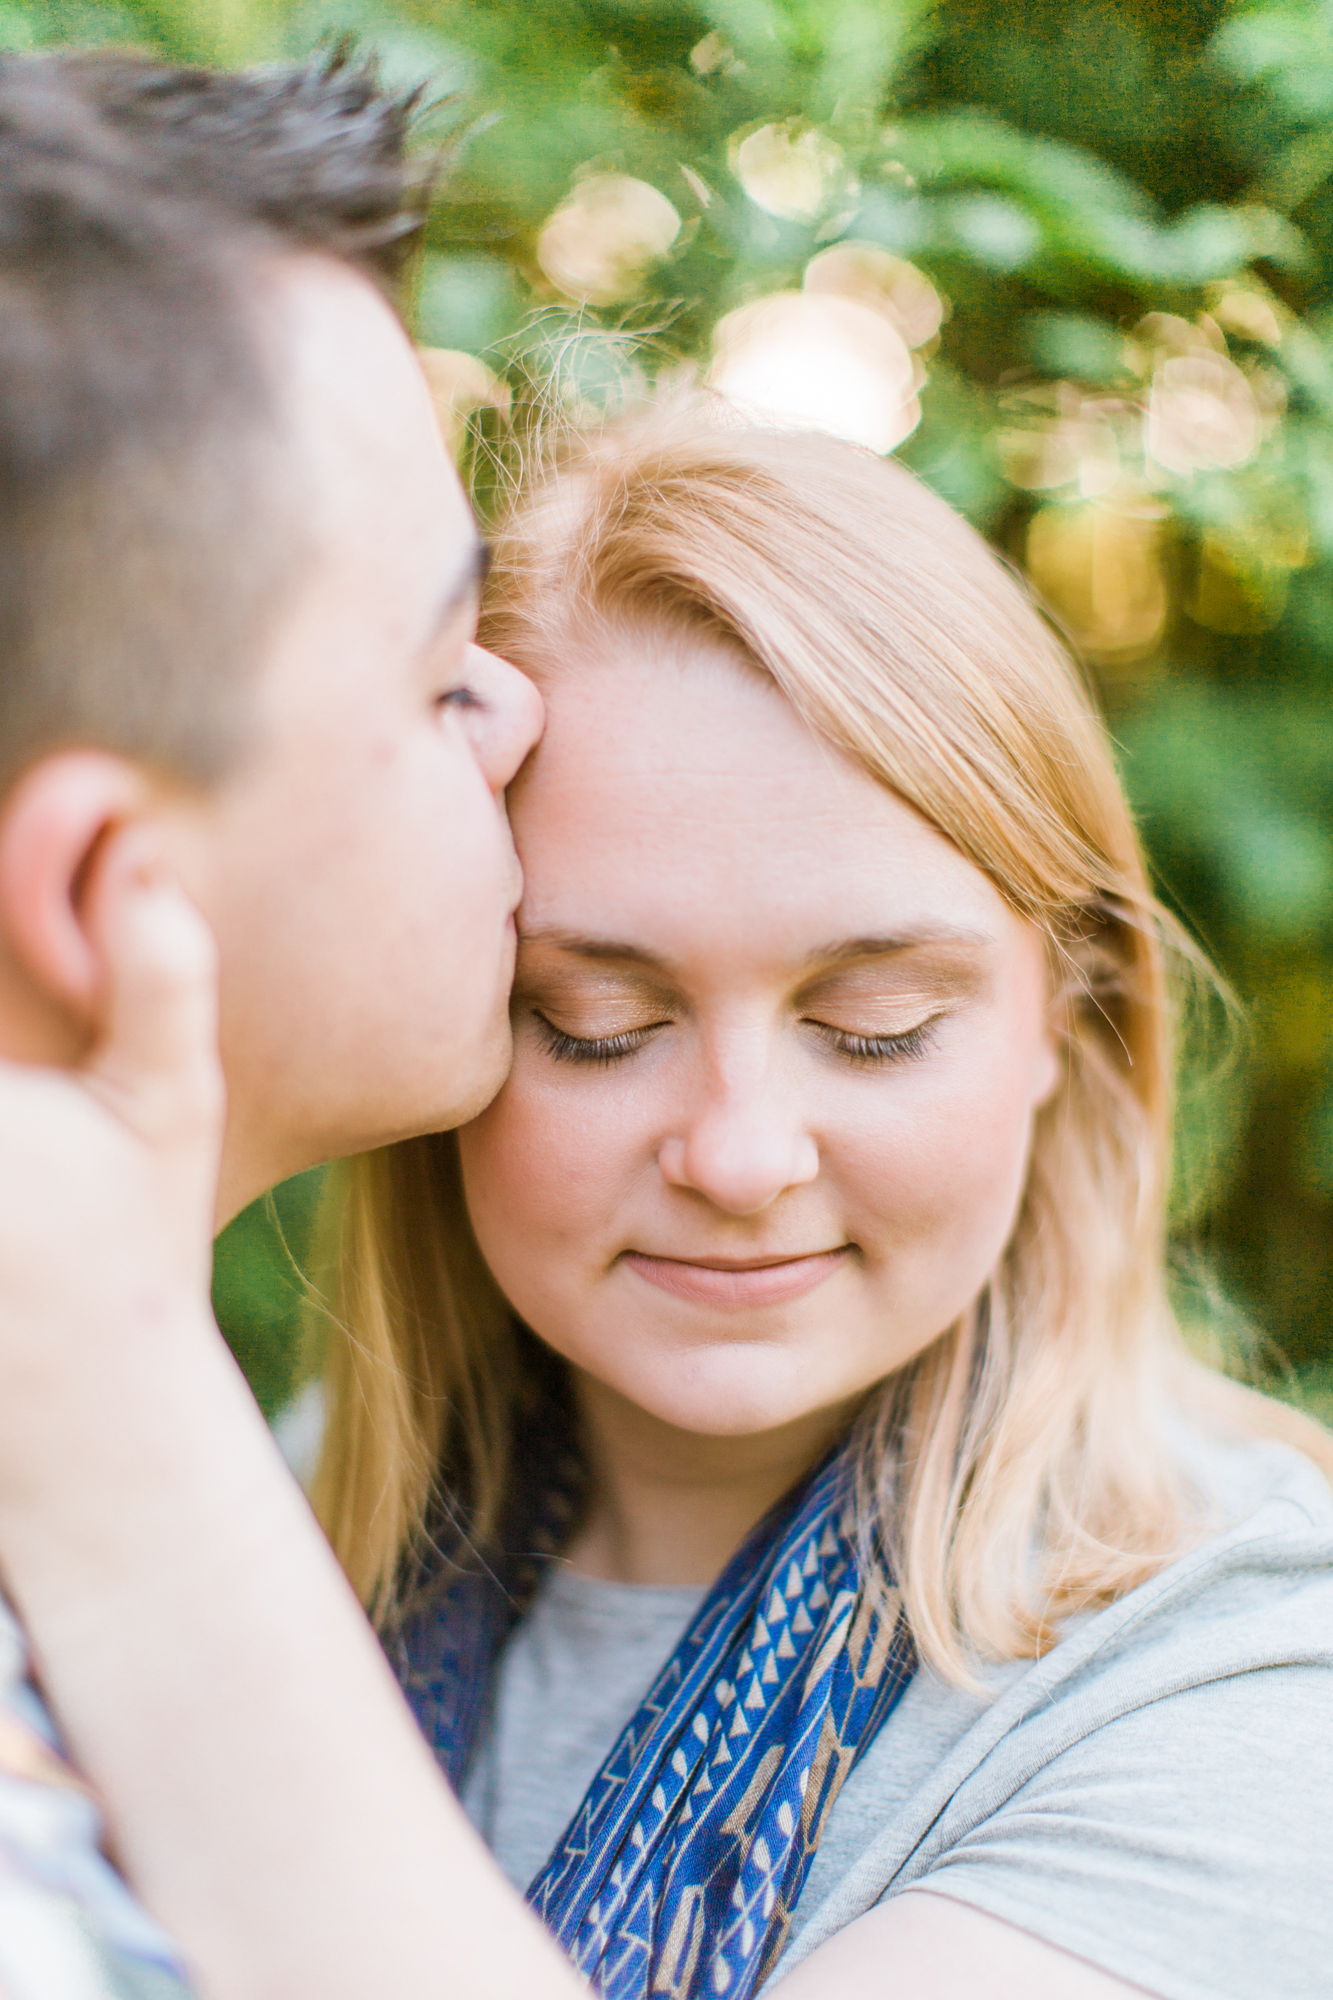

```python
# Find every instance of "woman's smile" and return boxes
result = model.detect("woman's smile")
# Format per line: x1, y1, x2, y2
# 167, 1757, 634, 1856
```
620, 1245, 852, 1307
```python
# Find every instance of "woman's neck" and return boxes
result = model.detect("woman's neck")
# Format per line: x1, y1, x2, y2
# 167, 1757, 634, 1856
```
564, 1372, 859, 1587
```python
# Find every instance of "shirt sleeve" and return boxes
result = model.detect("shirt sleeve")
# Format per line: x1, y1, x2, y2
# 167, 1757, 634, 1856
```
912, 1663, 1333, 2000
0, 1606, 197, 2000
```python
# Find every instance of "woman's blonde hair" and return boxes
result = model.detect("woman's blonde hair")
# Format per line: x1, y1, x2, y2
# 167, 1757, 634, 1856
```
311, 408, 1331, 1681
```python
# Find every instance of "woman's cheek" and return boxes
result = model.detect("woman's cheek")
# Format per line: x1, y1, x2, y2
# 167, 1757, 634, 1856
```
839, 1050, 1036, 1268
460, 1068, 642, 1258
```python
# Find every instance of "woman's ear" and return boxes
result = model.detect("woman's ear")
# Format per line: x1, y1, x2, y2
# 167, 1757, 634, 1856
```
0, 752, 149, 1044
1032, 935, 1069, 1112
1031, 1025, 1063, 1110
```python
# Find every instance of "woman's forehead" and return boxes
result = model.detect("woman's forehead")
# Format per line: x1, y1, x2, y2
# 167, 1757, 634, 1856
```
519, 631, 839, 796
515, 637, 870, 840
509, 638, 1013, 955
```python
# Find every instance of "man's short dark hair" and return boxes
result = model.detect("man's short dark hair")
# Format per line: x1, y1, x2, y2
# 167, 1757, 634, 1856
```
0, 46, 431, 792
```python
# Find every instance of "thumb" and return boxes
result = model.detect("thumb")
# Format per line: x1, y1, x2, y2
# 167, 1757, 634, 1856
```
81, 828, 224, 1149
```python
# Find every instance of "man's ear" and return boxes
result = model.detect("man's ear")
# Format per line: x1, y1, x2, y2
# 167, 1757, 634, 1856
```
0, 753, 150, 1036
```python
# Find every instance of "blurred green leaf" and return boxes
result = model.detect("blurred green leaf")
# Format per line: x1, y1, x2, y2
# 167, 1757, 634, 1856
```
1025, 312, 1132, 382
1300, 1077, 1333, 1196
941, 191, 1042, 270
1212, 4, 1333, 120
1252, 123, 1333, 210
1284, 1360, 1333, 1424
1214, 813, 1333, 936
0, 4, 35, 46
418, 250, 522, 352
211, 1170, 326, 1418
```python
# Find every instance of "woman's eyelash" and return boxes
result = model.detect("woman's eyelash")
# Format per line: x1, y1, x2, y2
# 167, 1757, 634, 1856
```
818, 1020, 937, 1065
534, 1014, 939, 1068
535, 1017, 657, 1065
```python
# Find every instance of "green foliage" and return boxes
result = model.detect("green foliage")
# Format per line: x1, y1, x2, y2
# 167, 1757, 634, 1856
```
210, 1170, 326, 1417
9, 0, 1331, 1409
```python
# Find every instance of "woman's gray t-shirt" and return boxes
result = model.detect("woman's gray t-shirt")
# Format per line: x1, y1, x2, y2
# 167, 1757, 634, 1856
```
461, 1431, 1333, 1999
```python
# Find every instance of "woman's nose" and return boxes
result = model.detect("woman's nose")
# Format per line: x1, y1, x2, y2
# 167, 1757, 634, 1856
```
657, 1088, 819, 1215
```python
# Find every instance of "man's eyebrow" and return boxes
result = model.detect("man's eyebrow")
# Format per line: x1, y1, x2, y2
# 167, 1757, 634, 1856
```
518, 925, 995, 972
425, 537, 491, 644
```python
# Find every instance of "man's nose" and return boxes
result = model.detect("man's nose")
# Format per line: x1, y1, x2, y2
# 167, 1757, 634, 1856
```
462, 643, 545, 794
657, 1077, 819, 1216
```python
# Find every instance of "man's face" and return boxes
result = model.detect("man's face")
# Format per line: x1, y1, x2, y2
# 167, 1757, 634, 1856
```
160, 257, 542, 1221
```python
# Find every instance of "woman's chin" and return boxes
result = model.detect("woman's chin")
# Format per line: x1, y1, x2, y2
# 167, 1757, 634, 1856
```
591, 1343, 854, 1442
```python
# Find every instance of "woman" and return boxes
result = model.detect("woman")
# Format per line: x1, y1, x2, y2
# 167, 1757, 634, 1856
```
312, 410, 1333, 2000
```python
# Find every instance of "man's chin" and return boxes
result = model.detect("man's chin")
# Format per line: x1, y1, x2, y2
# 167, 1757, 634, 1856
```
426, 1012, 514, 1134
242, 1002, 515, 1190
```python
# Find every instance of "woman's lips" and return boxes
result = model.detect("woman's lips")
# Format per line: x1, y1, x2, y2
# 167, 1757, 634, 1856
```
621, 1246, 851, 1307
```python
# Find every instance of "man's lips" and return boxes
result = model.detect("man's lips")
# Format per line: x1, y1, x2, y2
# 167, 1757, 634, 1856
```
621, 1246, 851, 1308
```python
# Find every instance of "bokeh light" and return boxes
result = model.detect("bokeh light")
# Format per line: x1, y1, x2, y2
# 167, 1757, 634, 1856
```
802, 244, 944, 351
729, 121, 858, 224
1211, 287, 1283, 347
1147, 351, 1262, 476
1026, 487, 1170, 662
995, 382, 1122, 499
707, 291, 919, 454
417, 347, 509, 456
536, 174, 681, 307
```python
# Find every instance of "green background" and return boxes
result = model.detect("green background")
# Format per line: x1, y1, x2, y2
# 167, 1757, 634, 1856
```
9, 0, 1331, 1423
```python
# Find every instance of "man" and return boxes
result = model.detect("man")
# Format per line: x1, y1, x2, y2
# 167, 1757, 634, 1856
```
0, 45, 584, 1999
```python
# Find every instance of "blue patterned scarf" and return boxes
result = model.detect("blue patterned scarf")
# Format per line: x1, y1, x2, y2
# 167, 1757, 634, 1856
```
395, 1362, 915, 1998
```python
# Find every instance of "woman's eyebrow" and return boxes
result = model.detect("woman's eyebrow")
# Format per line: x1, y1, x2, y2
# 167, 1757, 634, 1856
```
518, 931, 672, 972
810, 927, 996, 966
518, 926, 995, 971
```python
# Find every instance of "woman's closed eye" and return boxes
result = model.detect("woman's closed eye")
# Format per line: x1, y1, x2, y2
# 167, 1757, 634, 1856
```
534, 1014, 669, 1066
808, 1016, 940, 1065
532, 1010, 942, 1068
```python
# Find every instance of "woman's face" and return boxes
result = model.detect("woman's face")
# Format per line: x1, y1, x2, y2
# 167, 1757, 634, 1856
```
458, 632, 1060, 1439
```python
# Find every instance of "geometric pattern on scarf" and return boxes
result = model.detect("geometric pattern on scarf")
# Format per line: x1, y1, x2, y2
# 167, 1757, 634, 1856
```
395, 1415, 915, 2000
527, 1448, 915, 1997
